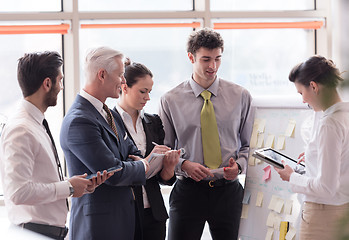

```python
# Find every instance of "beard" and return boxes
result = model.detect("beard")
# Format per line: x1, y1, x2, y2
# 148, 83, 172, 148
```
44, 86, 59, 107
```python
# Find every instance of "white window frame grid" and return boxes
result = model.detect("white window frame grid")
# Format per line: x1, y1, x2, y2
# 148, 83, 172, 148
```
0, 0, 332, 110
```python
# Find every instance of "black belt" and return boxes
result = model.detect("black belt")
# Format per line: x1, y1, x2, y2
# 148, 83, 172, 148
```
19, 222, 68, 240
178, 176, 236, 188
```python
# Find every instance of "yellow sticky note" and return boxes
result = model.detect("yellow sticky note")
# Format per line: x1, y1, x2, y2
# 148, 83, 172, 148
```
276, 135, 286, 150
241, 204, 249, 219
256, 191, 264, 207
285, 226, 297, 240
284, 199, 293, 215
274, 198, 284, 213
248, 155, 256, 166
265, 228, 274, 240
279, 221, 289, 240
257, 133, 264, 148
285, 119, 296, 137
265, 134, 275, 148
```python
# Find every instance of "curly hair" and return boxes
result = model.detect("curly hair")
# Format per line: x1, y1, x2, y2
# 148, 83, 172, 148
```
187, 28, 224, 55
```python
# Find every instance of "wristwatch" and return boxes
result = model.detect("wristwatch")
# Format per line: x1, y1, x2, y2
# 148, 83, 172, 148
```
67, 181, 74, 197
237, 163, 242, 174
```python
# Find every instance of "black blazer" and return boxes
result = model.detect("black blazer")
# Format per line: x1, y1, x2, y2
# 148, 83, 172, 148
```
113, 109, 176, 223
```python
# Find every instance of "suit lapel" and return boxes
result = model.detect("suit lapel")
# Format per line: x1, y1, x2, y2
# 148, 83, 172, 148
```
76, 95, 120, 143
142, 114, 155, 157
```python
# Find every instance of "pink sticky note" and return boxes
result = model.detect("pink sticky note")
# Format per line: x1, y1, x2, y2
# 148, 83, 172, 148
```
263, 165, 271, 181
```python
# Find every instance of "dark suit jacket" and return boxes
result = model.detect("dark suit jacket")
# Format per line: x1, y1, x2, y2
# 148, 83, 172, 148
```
60, 95, 146, 240
113, 109, 176, 235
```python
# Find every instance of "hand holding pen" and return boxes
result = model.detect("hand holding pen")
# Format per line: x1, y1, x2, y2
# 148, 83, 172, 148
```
152, 142, 186, 157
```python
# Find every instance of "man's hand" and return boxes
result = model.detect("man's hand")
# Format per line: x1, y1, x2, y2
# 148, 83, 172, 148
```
274, 164, 294, 182
85, 170, 114, 193
68, 174, 91, 197
160, 149, 180, 181
223, 157, 239, 180
181, 161, 214, 182
150, 145, 171, 155
129, 155, 150, 173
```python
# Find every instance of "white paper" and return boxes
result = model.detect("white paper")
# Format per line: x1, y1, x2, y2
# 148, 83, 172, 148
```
256, 191, 264, 207
241, 204, 249, 219
210, 168, 224, 175
248, 155, 256, 166
146, 153, 165, 179
265, 228, 274, 240
285, 226, 297, 240
274, 198, 284, 213
284, 199, 293, 215
266, 212, 276, 227
268, 195, 279, 210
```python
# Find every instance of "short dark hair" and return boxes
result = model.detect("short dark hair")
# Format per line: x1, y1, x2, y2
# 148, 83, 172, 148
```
187, 28, 224, 55
124, 58, 153, 88
289, 55, 343, 88
17, 51, 63, 97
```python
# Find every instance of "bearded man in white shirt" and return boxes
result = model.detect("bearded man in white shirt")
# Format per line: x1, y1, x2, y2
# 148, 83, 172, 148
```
0, 51, 110, 240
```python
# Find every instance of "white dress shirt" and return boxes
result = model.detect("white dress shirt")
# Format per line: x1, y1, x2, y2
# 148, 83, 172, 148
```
0, 100, 70, 227
115, 103, 151, 208
290, 102, 349, 205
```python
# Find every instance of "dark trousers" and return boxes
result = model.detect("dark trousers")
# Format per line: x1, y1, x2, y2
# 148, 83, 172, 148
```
168, 178, 243, 240
143, 208, 166, 240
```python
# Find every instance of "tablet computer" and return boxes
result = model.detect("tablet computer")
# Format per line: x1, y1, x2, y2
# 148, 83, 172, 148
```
252, 147, 305, 169
86, 166, 123, 179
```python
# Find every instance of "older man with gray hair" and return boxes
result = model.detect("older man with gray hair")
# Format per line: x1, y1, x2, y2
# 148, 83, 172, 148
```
60, 46, 150, 240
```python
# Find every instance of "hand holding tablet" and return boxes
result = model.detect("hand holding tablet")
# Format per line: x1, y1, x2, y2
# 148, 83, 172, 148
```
86, 166, 123, 180
252, 147, 305, 169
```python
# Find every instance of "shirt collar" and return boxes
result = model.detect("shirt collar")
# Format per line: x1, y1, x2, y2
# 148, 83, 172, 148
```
22, 99, 45, 125
80, 89, 104, 113
115, 102, 144, 121
189, 76, 220, 98
323, 102, 349, 117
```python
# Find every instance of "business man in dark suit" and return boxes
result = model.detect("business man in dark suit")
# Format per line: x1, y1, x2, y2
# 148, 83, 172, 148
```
60, 47, 151, 240
114, 60, 179, 240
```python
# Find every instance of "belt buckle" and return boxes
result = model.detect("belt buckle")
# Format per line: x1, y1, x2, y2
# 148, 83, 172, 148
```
208, 180, 214, 188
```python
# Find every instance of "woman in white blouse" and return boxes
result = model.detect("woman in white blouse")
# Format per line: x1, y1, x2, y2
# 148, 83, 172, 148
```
275, 55, 349, 240
113, 59, 179, 240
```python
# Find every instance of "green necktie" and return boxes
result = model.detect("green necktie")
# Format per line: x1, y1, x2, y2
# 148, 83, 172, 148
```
200, 90, 222, 169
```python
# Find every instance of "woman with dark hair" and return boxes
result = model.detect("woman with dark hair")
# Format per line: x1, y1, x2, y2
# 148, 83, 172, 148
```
275, 55, 349, 239
113, 59, 179, 240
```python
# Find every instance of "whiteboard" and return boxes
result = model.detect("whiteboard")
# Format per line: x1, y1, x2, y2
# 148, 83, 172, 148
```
238, 107, 313, 240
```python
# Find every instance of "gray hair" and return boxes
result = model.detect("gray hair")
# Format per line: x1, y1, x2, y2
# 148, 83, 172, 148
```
84, 46, 124, 82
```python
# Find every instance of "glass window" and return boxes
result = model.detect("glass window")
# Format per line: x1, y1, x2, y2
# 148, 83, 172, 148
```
79, 0, 193, 12
211, 0, 314, 11
0, 0, 61, 12
215, 23, 315, 98
80, 20, 195, 113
